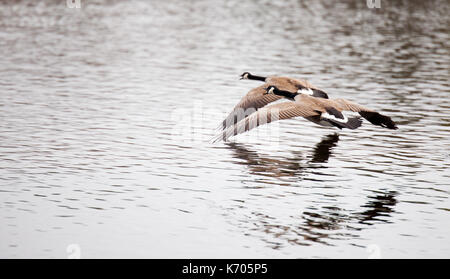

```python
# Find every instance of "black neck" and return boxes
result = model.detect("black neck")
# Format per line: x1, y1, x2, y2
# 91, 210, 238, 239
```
248, 74, 266, 82
274, 89, 298, 99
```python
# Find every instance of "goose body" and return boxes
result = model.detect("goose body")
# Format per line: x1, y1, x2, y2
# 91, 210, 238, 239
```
241, 72, 329, 99
219, 72, 329, 130
213, 86, 397, 143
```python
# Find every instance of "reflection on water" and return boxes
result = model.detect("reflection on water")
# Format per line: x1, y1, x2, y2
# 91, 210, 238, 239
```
226, 133, 340, 180
225, 133, 399, 247
0, 0, 449, 258
357, 191, 398, 225
310, 134, 340, 163
230, 187, 400, 250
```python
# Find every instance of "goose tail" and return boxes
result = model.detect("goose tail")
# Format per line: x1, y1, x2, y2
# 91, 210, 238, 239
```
327, 116, 363, 130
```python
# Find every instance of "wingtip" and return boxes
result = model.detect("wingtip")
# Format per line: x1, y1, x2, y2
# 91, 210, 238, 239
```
385, 119, 398, 130
214, 123, 224, 132
359, 111, 398, 131
210, 132, 227, 144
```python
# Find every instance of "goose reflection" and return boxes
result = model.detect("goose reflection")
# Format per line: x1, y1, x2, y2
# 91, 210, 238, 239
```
225, 134, 398, 248
297, 191, 398, 246
226, 133, 340, 181
242, 190, 398, 249
356, 191, 398, 225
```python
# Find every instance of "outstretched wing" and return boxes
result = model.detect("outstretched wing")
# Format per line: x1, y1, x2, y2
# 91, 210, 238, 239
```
281, 77, 329, 99
213, 102, 319, 142
218, 84, 283, 130
329, 98, 398, 129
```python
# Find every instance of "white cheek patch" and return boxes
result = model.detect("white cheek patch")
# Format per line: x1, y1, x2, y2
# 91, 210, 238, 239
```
322, 112, 348, 123
297, 88, 314, 96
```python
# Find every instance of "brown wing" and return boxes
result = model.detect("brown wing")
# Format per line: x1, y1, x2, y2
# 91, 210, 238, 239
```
213, 102, 319, 142
266, 76, 318, 90
327, 98, 398, 130
327, 98, 373, 112
218, 77, 327, 131
218, 84, 283, 130
267, 76, 329, 98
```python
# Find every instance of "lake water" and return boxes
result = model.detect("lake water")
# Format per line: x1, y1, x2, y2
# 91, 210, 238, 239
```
0, 0, 449, 258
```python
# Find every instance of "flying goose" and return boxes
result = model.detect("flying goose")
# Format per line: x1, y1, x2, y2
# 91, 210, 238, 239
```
218, 72, 329, 130
240, 72, 329, 99
240, 72, 328, 96
213, 86, 397, 142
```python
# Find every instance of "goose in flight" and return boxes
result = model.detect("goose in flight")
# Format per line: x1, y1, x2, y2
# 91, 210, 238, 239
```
213, 86, 397, 142
218, 72, 329, 130
240, 72, 329, 99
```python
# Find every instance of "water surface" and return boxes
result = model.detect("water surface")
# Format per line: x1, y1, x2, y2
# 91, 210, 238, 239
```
0, 0, 449, 258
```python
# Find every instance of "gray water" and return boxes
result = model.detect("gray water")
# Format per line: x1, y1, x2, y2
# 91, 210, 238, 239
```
0, 0, 449, 258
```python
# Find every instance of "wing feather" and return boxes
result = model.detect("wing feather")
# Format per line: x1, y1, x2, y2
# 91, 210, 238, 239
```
327, 99, 397, 129
218, 84, 283, 130
218, 79, 318, 131
213, 102, 318, 142
328, 98, 373, 112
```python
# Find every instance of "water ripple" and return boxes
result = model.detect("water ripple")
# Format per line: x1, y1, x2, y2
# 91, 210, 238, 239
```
0, 0, 449, 258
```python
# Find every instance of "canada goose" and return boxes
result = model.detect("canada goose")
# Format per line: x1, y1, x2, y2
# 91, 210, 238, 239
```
218, 72, 329, 130
240, 72, 329, 97
213, 86, 397, 142
240, 72, 329, 99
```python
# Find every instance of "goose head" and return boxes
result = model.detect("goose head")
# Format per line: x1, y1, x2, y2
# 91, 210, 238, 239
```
264, 85, 278, 95
265, 86, 298, 100
240, 72, 251, 80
